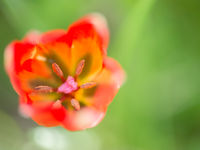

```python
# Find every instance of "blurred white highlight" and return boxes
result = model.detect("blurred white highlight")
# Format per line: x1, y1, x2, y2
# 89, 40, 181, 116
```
31, 127, 101, 150
33, 127, 67, 150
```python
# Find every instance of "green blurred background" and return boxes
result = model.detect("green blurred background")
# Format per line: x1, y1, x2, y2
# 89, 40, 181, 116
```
0, 0, 200, 150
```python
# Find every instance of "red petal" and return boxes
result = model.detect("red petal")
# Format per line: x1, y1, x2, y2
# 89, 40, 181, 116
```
61, 107, 105, 131
103, 57, 126, 87
4, 41, 35, 94
62, 13, 109, 55
5, 29, 67, 76
93, 57, 125, 109
4, 41, 34, 75
19, 96, 66, 127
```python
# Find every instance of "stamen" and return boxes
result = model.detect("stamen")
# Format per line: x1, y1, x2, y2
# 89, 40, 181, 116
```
52, 96, 67, 109
34, 85, 53, 93
75, 59, 85, 77
52, 63, 65, 82
52, 100, 62, 109
70, 99, 80, 111
80, 82, 96, 89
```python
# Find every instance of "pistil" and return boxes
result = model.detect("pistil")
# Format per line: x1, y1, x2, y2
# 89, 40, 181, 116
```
57, 76, 78, 94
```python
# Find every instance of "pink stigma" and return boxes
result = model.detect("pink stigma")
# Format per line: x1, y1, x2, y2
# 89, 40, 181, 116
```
58, 76, 78, 94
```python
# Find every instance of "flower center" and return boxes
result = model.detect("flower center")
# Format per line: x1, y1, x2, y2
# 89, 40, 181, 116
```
34, 59, 96, 111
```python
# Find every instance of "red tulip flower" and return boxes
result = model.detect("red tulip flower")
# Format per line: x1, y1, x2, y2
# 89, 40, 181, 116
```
4, 13, 125, 131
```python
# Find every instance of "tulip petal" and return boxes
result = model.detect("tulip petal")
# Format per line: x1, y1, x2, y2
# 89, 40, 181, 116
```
102, 57, 126, 87
4, 41, 36, 94
4, 41, 35, 75
43, 42, 71, 76
19, 95, 66, 127
70, 38, 103, 83
93, 57, 125, 109
62, 107, 105, 131
62, 13, 109, 55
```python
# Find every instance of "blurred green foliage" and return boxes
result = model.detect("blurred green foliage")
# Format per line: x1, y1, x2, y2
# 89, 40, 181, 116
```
0, 0, 200, 150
